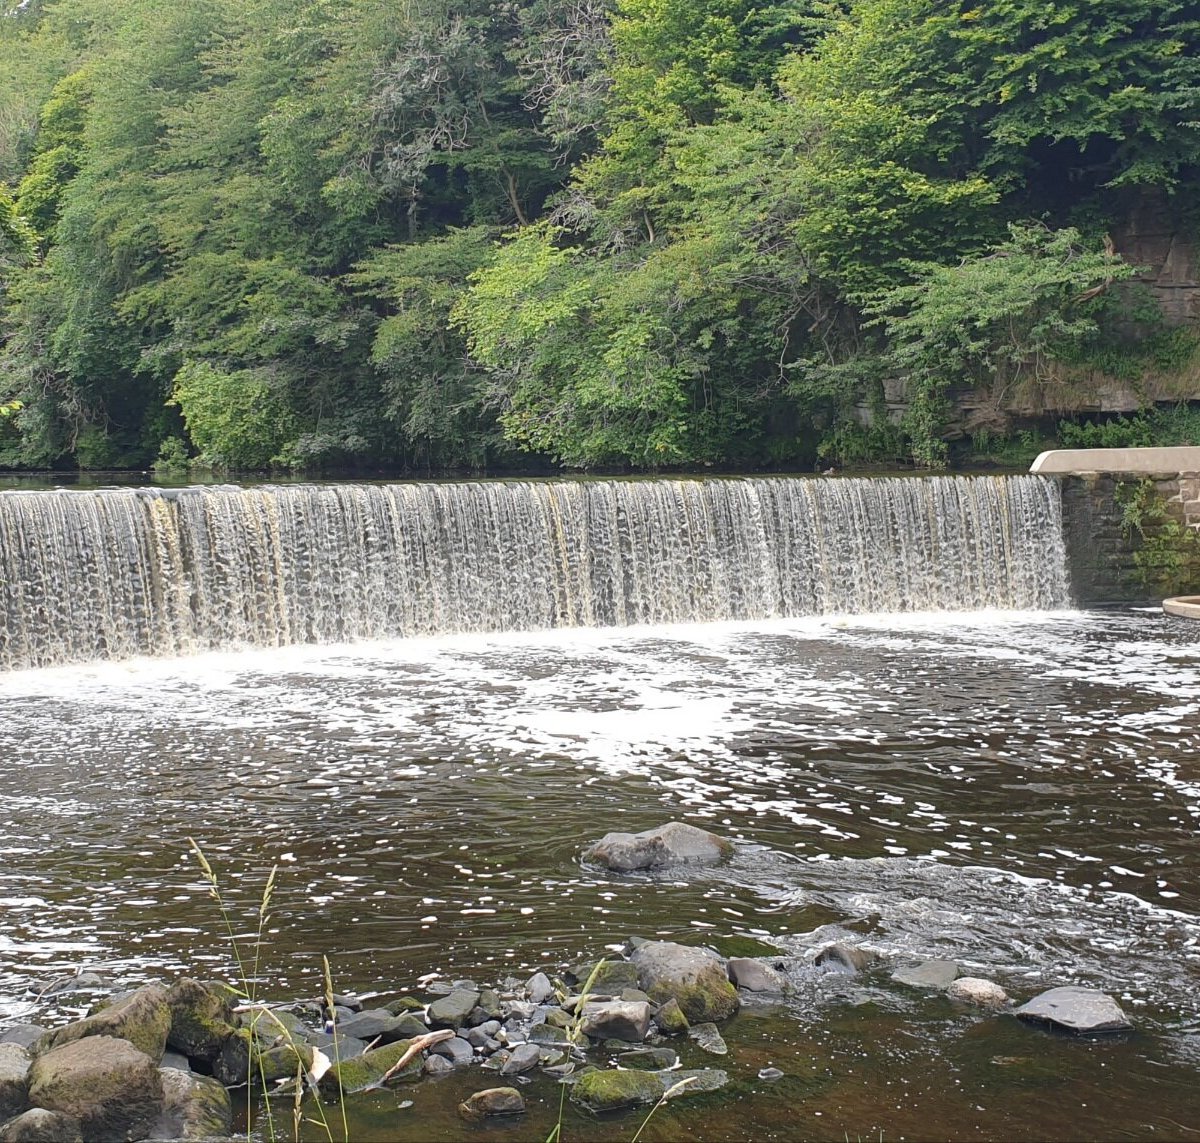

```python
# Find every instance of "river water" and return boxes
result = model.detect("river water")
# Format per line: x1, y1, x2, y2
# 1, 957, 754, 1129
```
0, 607, 1197, 1140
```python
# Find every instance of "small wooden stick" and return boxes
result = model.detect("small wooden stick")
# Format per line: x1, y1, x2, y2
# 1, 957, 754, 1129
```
372, 1029, 455, 1087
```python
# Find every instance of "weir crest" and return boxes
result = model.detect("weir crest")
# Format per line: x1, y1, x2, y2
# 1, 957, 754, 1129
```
0, 475, 1070, 670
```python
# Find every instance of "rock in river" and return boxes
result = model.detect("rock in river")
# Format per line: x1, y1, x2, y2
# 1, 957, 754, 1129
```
947, 977, 1009, 1009
1014, 987, 1132, 1034
630, 942, 739, 1023
459, 1087, 525, 1118
579, 1001, 651, 1043
727, 958, 786, 993
583, 822, 733, 873
890, 960, 959, 990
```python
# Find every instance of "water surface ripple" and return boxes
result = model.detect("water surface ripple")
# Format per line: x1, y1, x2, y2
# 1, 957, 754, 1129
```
1, 608, 1198, 1140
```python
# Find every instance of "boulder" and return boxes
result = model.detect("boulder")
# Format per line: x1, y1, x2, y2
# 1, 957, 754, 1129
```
319, 1038, 422, 1095
337, 1009, 423, 1044
27, 1035, 163, 1143
1014, 987, 1133, 1034
947, 978, 1010, 1009
427, 990, 480, 1031
728, 958, 787, 992
569, 961, 640, 992
430, 1037, 474, 1067
255, 1041, 314, 1086
525, 973, 555, 1005
164, 979, 236, 1062
631, 942, 739, 1023
571, 1069, 663, 1112
458, 1087, 525, 1118
45, 984, 172, 1062
0, 1043, 30, 1120
423, 1054, 453, 1078
584, 822, 733, 873
579, 1001, 651, 1043
306, 1030, 368, 1062
0, 1109, 83, 1143
148, 1069, 232, 1141
891, 960, 959, 990
499, 1043, 542, 1075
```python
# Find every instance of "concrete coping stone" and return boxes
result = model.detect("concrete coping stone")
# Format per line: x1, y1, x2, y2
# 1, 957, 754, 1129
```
1163, 596, 1200, 619
1030, 446, 1200, 475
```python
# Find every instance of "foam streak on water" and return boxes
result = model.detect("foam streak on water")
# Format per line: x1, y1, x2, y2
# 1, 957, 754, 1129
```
0, 475, 1069, 669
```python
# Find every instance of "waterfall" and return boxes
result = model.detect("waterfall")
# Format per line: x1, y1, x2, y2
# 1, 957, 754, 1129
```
0, 475, 1070, 670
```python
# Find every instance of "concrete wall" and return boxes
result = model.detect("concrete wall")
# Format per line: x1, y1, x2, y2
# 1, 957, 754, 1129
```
1055, 470, 1200, 604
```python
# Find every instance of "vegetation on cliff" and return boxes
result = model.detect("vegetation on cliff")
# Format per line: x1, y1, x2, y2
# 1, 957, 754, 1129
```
1, 0, 1198, 473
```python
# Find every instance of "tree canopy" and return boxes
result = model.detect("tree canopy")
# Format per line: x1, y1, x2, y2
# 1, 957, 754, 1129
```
0, 0, 1196, 472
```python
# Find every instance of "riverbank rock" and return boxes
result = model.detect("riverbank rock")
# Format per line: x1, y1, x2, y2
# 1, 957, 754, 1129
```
579, 1001, 651, 1043
583, 822, 733, 873
28, 1035, 163, 1143
947, 978, 1009, 1009
458, 1087, 524, 1118
571, 1069, 663, 1112
1014, 987, 1132, 1034
891, 960, 959, 990
427, 990, 480, 1031
149, 1069, 232, 1140
0, 1108, 83, 1143
631, 942, 739, 1023
45, 985, 172, 1061
0, 1044, 30, 1119
164, 979, 236, 1063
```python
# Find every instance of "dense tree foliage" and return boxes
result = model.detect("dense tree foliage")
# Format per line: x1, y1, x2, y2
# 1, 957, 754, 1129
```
0, 0, 1196, 472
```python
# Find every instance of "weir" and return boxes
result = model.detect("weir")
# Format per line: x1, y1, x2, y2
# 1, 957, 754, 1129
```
0, 475, 1070, 670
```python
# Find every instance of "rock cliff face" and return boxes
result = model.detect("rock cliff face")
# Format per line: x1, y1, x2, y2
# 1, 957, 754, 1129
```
1115, 190, 1200, 327
866, 192, 1200, 435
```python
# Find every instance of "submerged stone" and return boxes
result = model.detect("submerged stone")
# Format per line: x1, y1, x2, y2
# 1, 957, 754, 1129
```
616, 1047, 678, 1071
665, 1068, 728, 1097
687, 1023, 728, 1056
890, 960, 959, 990
458, 1086, 525, 1118
1015, 987, 1132, 1034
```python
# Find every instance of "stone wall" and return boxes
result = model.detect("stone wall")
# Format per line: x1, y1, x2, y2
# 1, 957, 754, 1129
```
1057, 472, 1200, 604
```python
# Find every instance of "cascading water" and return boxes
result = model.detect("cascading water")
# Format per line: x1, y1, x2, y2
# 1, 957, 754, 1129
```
0, 475, 1070, 670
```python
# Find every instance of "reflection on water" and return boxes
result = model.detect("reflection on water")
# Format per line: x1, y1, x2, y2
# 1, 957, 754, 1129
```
1, 608, 1198, 1140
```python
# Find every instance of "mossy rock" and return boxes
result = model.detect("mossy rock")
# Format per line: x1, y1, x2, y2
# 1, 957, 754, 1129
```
570, 961, 640, 992
46, 985, 171, 1062
654, 998, 689, 1036
319, 1039, 421, 1096
383, 997, 425, 1015
165, 979, 237, 1062
571, 1069, 663, 1112
255, 1041, 314, 1086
